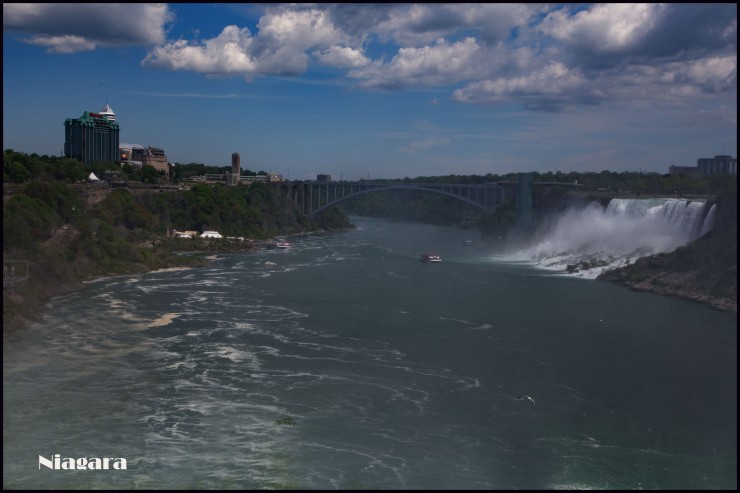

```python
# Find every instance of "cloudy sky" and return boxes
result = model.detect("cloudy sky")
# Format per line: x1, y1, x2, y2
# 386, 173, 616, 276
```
3, 3, 737, 180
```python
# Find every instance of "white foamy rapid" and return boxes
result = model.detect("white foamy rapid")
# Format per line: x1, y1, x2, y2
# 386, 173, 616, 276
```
503, 198, 714, 279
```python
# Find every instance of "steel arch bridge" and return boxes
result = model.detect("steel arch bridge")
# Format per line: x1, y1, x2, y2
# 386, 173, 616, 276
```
281, 181, 506, 217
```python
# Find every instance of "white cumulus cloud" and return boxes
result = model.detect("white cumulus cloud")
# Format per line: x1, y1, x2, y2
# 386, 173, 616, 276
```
452, 62, 590, 108
313, 46, 370, 69
373, 3, 539, 46
257, 7, 344, 48
143, 25, 258, 75
540, 3, 668, 53
349, 37, 484, 89
143, 7, 353, 78
25, 35, 98, 54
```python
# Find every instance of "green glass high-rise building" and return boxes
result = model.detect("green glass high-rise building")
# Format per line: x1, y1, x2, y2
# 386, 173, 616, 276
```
64, 105, 120, 165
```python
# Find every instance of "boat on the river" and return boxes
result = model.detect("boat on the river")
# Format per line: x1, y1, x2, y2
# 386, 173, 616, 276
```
421, 253, 442, 263
276, 241, 292, 249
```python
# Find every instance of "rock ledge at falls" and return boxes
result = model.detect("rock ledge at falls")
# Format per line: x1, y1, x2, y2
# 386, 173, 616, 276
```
598, 251, 737, 313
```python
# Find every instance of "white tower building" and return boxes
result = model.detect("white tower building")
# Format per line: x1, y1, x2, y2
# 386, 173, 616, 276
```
100, 103, 116, 122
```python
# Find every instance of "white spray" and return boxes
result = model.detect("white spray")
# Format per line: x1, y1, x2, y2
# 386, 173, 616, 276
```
500, 198, 714, 279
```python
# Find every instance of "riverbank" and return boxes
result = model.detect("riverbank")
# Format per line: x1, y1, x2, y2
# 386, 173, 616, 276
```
598, 253, 737, 313
3, 249, 208, 333
3, 229, 355, 333
3, 236, 255, 333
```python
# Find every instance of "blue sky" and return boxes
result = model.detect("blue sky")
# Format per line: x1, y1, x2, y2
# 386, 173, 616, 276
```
3, 3, 737, 180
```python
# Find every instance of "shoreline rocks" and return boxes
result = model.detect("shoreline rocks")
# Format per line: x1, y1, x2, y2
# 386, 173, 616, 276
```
598, 254, 736, 313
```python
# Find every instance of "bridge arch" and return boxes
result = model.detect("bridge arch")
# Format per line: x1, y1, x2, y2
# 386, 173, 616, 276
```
306, 184, 499, 217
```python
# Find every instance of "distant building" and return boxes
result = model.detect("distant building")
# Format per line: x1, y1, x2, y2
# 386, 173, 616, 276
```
99, 103, 116, 122
240, 174, 268, 185
697, 155, 737, 176
317, 174, 332, 183
120, 145, 170, 175
119, 143, 145, 167
228, 152, 241, 186
668, 165, 700, 176
142, 147, 170, 176
203, 174, 227, 184
64, 103, 120, 165
239, 172, 283, 185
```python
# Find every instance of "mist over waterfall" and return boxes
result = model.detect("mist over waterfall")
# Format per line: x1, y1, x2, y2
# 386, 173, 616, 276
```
505, 198, 715, 279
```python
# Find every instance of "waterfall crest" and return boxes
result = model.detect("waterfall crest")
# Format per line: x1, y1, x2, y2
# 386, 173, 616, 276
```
606, 198, 709, 240
503, 197, 714, 279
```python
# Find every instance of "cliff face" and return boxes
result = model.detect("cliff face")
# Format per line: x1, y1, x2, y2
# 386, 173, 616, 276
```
598, 250, 737, 313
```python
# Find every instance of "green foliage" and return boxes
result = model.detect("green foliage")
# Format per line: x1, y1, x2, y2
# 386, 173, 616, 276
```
171, 162, 260, 182
529, 170, 712, 195
52, 159, 87, 182
95, 189, 157, 230
3, 150, 115, 183
139, 164, 163, 184
3, 161, 352, 254
89, 161, 122, 173
312, 206, 351, 231
3, 194, 60, 249
22, 181, 83, 222
119, 164, 164, 183
4, 161, 32, 183
137, 182, 346, 237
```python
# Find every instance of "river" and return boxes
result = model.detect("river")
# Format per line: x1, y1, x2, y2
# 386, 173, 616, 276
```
3, 216, 736, 489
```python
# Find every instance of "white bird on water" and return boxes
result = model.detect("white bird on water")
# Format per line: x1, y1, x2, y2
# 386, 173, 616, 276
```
518, 395, 536, 411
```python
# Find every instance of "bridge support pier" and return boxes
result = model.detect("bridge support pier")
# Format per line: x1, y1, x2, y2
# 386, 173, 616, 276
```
516, 172, 533, 231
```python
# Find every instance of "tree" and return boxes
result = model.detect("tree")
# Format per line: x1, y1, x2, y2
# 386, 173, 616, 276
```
4, 161, 31, 183
139, 165, 161, 184
3, 194, 60, 248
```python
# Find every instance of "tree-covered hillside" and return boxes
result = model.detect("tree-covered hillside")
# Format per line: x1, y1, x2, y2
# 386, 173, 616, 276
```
3, 151, 352, 331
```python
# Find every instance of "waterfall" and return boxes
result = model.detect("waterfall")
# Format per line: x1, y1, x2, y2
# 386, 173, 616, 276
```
502, 197, 713, 279
699, 204, 717, 237
605, 198, 708, 241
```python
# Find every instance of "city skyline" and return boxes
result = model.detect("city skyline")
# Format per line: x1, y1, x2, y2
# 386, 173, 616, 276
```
3, 3, 737, 181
